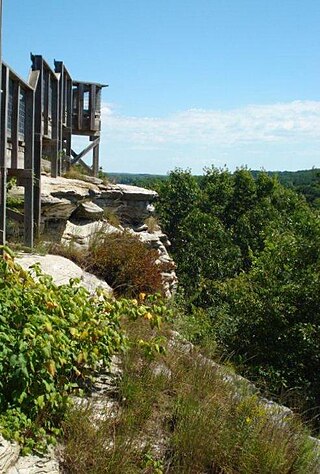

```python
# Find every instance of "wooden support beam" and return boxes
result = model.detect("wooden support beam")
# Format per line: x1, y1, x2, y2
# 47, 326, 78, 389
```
33, 62, 43, 238
77, 83, 84, 131
64, 131, 72, 172
11, 81, 20, 168
7, 208, 24, 222
91, 135, 100, 177
90, 84, 96, 131
23, 87, 34, 247
71, 137, 100, 165
7, 168, 33, 181
78, 158, 92, 175
0, 65, 9, 245
67, 78, 72, 129
51, 74, 59, 178
56, 71, 63, 158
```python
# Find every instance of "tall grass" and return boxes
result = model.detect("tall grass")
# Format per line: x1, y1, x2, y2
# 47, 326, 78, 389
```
61, 319, 320, 473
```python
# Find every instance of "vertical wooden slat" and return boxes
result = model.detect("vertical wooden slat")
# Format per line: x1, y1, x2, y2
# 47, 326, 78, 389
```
89, 84, 96, 131
33, 60, 43, 238
11, 80, 20, 168
67, 78, 72, 128
56, 70, 63, 158
51, 73, 59, 178
77, 83, 84, 130
65, 77, 73, 172
0, 64, 9, 245
24, 87, 34, 247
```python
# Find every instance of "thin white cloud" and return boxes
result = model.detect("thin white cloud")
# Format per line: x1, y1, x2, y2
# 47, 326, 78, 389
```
101, 100, 320, 147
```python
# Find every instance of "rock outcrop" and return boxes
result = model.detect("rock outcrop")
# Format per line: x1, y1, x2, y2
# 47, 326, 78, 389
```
40, 175, 158, 228
37, 175, 177, 297
8, 174, 177, 296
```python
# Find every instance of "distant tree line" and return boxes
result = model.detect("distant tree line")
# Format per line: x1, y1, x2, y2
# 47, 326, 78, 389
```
108, 167, 320, 210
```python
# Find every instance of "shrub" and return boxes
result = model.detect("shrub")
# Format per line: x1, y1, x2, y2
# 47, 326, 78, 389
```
57, 231, 165, 297
0, 248, 167, 453
85, 232, 164, 297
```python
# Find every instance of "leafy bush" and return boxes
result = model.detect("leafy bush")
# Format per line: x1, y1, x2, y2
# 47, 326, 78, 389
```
214, 217, 320, 410
0, 248, 167, 453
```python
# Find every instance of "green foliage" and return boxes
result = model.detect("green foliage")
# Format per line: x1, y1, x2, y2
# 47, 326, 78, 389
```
0, 249, 168, 453
215, 214, 320, 408
252, 168, 320, 209
156, 166, 320, 417
156, 167, 306, 302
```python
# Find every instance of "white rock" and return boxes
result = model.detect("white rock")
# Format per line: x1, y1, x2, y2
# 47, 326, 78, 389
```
15, 254, 112, 296
72, 201, 104, 220
7, 453, 60, 474
61, 220, 120, 249
41, 175, 100, 201
0, 435, 20, 473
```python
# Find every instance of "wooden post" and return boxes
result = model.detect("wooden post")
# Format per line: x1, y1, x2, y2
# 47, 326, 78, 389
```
71, 137, 99, 166
24, 87, 34, 247
11, 80, 20, 168
51, 73, 59, 178
0, 64, 8, 245
77, 83, 84, 130
91, 135, 99, 177
89, 84, 96, 131
32, 60, 43, 238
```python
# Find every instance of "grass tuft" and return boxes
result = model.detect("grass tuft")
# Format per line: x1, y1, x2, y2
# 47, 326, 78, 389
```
61, 318, 320, 473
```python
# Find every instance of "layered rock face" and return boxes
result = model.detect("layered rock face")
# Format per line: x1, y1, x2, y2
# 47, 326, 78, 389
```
40, 176, 177, 297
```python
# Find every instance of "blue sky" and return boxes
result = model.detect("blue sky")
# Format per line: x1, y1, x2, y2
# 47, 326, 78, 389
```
3, 0, 320, 174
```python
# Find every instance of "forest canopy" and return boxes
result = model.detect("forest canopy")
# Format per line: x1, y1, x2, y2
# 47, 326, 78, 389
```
153, 167, 320, 418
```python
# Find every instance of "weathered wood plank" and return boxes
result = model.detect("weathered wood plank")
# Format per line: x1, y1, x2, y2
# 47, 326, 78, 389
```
11, 80, 20, 168
90, 84, 96, 131
51, 73, 59, 178
24, 87, 34, 247
91, 135, 99, 177
77, 83, 84, 130
7, 208, 24, 222
78, 158, 92, 175
32, 59, 43, 238
0, 65, 9, 245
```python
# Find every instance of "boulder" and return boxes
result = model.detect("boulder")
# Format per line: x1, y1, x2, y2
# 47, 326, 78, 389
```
71, 201, 104, 220
41, 175, 101, 202
41, 176, 101, 222
94, 184, 158, 227
15, 254, 112, 296
61, 220, 120, 249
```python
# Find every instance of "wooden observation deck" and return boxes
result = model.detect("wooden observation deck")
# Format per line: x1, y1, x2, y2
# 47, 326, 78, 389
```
0, 3, 107, 248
